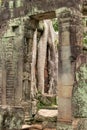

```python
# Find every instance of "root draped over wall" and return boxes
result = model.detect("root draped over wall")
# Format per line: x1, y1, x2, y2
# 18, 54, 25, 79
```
31, 20, 58, 95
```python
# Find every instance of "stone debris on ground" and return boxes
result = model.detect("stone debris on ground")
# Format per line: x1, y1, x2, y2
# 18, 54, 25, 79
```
22, 124, 56, 130
35, 109, 57, 121
22, 109, 57, 130
37, 109, 58, 117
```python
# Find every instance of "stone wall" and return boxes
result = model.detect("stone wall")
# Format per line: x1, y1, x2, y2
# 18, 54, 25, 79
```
0, 17, 24, 105
0, 0, 83, 24
0, 0, 84, 130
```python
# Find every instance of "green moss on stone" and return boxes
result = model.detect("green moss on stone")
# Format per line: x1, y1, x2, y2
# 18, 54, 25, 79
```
72, 63, 87, 117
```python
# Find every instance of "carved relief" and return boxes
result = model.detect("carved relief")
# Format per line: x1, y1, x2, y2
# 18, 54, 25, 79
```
23, 66, 30, 101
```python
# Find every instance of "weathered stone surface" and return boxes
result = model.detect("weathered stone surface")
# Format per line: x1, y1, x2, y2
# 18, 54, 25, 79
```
0, 18, 24, 106
0, 106, 24, 130
22, 123, 57, 130
57, 6, 83, 123
57, 122, 72, 130
72, 118, 80, 130
30, 124, 42, 130
21, 101, 32, 123
42, 121, 56, 129
58, 97, 72, 122
32, 99, 38, 116
72, 62, 87, 118
23, 18, 38, 101
72, 54, 87, 119
22, 124, 31, 129
73, 118, 87, 130
57, 9, 74, 123
59, 46, 71, 60
0, 0, 82, 24
22, 124, 42, 130
44, 129, 56, 130
58, 85, 73, 98
34, 109, 57, 122
0, 1, 84, 129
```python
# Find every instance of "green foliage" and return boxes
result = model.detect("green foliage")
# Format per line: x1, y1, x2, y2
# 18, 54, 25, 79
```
83, 32, 87, 48
36, 91, 57, 110
52, 19, 59, 32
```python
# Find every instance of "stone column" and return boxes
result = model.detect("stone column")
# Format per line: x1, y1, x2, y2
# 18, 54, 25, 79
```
22, 18, 38, 123
56, 8, 83, 129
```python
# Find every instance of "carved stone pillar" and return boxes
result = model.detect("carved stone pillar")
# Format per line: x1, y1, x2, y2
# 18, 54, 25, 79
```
22, 18, 38, 123
56, 8, 83, 129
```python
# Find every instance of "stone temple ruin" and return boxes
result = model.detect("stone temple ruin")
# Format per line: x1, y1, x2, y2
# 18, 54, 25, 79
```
0, 0, 87, 130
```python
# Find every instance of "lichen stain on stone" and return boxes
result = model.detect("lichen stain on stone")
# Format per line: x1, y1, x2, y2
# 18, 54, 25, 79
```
72, 63, 87, 118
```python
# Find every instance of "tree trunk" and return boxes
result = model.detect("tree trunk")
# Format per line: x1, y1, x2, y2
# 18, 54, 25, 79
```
31, 29, 38, 98
36, 20, 58, 95
47, 20, 58, 95
37, 21, 49, 94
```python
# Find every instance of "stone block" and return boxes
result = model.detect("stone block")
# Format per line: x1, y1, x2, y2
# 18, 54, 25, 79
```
72, 63, 87, 118
60, 30, 70, 45
58, 60, 74, 85
43, 128, 56, 130
59, 60, 73, 73
0, 106, 24, 130
42, 121, 56, 129
72, 118, 80, 130
58, 85, 73, 98
71, 45, 81, 58
58, 73, 74, 86
28, 128, 39, 130
58, 97, 72, 122
59, 45, 71, 60
30, 124, 42, 130
72, 118, 87, 130
57, 122, 72, 130
34, 109, 57, 122
72, 84, 87, 118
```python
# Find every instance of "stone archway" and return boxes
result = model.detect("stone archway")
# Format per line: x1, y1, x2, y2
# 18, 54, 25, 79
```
22, 6, 83, 129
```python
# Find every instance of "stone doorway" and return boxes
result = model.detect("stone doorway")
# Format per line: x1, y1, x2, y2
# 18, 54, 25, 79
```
0, 0, 84, 129
22, 17, 58, 123
22, 7, 83, 129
